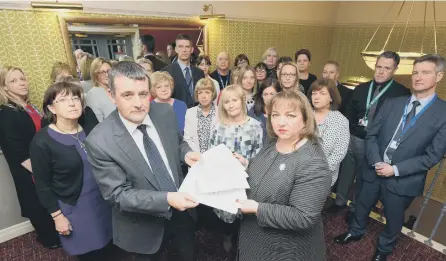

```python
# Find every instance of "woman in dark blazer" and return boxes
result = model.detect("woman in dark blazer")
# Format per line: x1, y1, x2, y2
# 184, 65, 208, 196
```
30, 81, 112, 260
235, 91, 332, 261
0, 66, 60, 248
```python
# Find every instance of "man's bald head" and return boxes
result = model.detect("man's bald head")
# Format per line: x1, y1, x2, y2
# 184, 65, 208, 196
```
216, 51, 230, 71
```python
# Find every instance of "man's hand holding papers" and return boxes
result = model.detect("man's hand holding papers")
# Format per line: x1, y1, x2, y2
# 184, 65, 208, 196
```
179, 144, 250, 214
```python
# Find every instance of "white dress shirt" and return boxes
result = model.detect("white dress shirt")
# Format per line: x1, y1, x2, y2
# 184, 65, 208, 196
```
119, 113, 175, 183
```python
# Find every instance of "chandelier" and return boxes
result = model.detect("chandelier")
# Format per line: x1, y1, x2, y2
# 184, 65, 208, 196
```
361, 1, 438, 75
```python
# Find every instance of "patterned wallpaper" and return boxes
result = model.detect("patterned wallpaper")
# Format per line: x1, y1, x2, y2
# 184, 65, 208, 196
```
206, 19, 333, 74
0, 10, 66, 105
1, 9, 445, 201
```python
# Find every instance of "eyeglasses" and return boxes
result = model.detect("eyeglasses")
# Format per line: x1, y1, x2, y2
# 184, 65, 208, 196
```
281, 73, 297, 78
54, 97, 81, 104
256, 69, 266, 73
97, 70, 109, 76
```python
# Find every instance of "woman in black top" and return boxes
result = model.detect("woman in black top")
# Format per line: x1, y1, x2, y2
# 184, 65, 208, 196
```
248, 78, 281, 143
30, 82, 112, 261
295, 49, 317, 94
0, 66, 60, 248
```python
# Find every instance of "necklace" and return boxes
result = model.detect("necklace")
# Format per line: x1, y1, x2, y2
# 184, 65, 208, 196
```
54, 124, 87, 154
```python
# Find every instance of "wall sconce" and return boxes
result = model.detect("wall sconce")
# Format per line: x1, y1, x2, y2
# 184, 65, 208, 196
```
31, 1, 83, 10
199, 4, 225, 20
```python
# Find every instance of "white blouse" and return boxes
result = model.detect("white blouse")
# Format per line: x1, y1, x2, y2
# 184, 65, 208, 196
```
317, 110, 350, 186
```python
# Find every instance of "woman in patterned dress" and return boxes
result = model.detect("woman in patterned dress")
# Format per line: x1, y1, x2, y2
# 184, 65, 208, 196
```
209, 84, 263, 252
235, 90, 331, 261
308, 78, 350, 187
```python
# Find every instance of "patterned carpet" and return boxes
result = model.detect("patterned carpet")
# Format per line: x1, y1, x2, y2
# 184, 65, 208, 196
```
1, 209, 446, 261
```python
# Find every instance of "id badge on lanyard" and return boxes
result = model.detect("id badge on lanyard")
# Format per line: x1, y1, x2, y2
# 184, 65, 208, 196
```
360, 80, 393, 126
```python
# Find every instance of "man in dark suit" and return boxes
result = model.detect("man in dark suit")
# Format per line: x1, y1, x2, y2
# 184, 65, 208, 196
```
326, 51, 411, 218
85, 61, 200, 261
334, 54, 446, 261
167, 42, 178, 64
322, 60, 353, 115
140, 34, 167, 72
161, 34, 205, 108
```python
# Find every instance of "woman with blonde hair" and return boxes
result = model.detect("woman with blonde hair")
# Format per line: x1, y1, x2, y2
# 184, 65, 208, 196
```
236, 66, 257, 111
85, 58, 114, 122
79, 55, 94, 93
150, 71, 188, 133
51, 62, 72, 83
209, 84, 263, 252
0, 66, 61, 249
235, 91, 331, 261
184, 78, 218, 153
278, 62, 305, 93
136, 57, 154, 76
262, 47, 278, 79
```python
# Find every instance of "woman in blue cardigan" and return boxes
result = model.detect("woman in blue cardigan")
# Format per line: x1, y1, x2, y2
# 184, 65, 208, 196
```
150, 71, 187, 134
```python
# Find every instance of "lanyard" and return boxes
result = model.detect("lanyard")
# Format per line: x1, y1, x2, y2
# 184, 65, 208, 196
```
398, 95, 437, 139
364, 80, 393, 119
24, 103, 43, 118
217, 71, 230, 88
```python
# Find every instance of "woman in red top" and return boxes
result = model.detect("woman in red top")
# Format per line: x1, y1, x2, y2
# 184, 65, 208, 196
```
0, 66, 60, 249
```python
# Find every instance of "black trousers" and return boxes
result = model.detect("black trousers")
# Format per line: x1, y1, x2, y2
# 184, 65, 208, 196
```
349, 177, 415, 254
335, 135, 366, 212
134, 210, 196, 261
76, 241, 116, 261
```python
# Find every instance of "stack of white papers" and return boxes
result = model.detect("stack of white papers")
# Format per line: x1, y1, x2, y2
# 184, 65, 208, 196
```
179, 144, 250, 214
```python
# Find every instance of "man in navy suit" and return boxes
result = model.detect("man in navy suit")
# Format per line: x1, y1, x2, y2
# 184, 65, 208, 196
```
334, 54, 446, 261
161, 34, 205, 108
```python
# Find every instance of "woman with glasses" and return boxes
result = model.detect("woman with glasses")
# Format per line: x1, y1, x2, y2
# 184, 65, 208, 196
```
248, 78, 281, 143
150, 71, 188, 134
279, 62, 305, 93
196, 55, 220, 97
0, 66, 61, 249
30, 82, 112, 261
85, 58, 115, 122
254, 62, 268, 89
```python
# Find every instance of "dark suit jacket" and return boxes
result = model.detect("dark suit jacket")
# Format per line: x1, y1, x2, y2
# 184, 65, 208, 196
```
345, 79, 410, 139
144, 54, 167, 72
364, 95, 446, 197
85, 104, 196, 254
337, 83, 353, 116
161, 62, 205, 108
0, 104, 38, 218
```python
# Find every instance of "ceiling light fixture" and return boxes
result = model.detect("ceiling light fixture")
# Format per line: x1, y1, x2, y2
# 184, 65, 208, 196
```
361, 1, 437, 75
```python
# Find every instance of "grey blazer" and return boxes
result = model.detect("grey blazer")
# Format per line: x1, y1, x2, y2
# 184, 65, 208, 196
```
85, 103, 196, 255
365, 95, 446, 197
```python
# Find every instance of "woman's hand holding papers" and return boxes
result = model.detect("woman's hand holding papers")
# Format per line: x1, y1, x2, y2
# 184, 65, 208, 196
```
237, 199, 259, 214
233, 152, 249, 169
